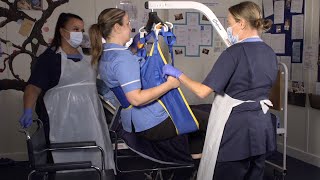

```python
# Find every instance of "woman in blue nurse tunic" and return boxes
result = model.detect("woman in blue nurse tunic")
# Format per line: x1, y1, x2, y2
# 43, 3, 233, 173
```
163, 1, 278, 180
89, 8, 209, 143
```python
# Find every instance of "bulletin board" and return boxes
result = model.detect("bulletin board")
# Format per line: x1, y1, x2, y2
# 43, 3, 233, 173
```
263, 0, 306, 107
167, 0, 263, 57
263, 0, 305, 63
172, 12, 213, 57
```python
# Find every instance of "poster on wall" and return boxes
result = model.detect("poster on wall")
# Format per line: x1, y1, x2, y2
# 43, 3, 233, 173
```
17, 0, 42, 11
173, 12, 213, 57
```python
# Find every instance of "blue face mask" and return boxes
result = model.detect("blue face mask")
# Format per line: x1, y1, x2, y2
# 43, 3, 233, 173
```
227, 25, 239, 45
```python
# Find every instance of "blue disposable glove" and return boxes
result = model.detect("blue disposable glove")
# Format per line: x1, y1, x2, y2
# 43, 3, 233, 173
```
162, 64, 183, 79
19, 108, 33, 128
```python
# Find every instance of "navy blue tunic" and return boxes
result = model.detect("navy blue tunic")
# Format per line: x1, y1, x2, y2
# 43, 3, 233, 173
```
28, 48, 61, 91
203, 41, 278, 162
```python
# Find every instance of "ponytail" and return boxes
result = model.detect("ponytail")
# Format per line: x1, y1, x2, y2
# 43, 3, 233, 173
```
262, 19, 273, 32
89, 8, 126, 65
89, 24, 103, 65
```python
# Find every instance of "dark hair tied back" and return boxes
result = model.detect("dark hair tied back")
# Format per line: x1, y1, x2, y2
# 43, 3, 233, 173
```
254, 18, 273, 32
263, 19, 273, 31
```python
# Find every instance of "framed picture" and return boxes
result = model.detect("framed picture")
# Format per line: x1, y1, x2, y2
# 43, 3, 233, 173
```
17, 0, 42, 11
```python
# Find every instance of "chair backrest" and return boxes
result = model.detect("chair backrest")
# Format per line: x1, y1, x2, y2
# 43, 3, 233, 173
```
99, 95, 116, 125
109, 106, 122, 131
99, 95, 116, 114
23, 120, 49, 168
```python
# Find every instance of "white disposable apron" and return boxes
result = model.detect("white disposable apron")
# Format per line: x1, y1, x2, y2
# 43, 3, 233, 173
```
197, 93, 272, 180
43, 48, 115, 173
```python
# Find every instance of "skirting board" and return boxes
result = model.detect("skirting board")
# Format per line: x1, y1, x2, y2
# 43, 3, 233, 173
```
0, 152, 28, 161
277, 143, 320, 168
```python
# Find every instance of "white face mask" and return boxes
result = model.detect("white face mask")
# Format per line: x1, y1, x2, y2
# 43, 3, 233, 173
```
227, 22, 243, 45
63, 29, 83, 48
227, 26, 239, 45
125, 38, 133, 48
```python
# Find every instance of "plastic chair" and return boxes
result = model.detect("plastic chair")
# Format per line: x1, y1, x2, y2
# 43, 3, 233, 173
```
19, 119, 114, 180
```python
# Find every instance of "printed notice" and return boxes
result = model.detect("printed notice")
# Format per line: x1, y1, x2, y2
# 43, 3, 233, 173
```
274, 0, 284, 24
263, 0, 274, 17
291, 0, 303, 13
291, 15, 304, 39
292, 42, 301, 63
270, 34, 286, 54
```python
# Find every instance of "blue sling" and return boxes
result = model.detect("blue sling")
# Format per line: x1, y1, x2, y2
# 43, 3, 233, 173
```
139, 29, 199, 134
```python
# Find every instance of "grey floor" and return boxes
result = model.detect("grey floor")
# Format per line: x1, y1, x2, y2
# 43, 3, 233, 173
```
1, 152, 320, 180
264, 152, 320, 180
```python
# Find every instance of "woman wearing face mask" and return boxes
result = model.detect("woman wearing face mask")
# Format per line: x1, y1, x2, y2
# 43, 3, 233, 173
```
89, 8, 209, 143
20, 13, 115, 172
163, 1, 278, 180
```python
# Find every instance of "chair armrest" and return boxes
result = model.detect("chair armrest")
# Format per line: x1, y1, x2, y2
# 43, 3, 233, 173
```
48, 141, 106, 171
50, 141, 96, 149
35, 161, 93, 172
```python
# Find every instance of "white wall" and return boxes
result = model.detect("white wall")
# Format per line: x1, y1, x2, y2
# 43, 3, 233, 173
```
276, 0, 320, 168
0, 0, 30, 161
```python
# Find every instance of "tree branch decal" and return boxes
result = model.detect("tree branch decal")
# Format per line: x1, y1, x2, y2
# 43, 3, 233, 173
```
0, 0, 69, 91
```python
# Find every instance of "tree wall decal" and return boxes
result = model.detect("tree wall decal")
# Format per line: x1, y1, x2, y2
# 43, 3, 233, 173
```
0, 0, 69, 91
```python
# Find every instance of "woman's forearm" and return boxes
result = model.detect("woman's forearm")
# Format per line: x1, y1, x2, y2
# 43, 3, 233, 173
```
125, 81, 174, 106
23, 84, 42, 109
179, 74, 213, 98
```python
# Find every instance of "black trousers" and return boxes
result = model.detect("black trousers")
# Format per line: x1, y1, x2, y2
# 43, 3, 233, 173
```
136, 107, 209, 141
213, 154, 266, 180
136, 108, 209, 154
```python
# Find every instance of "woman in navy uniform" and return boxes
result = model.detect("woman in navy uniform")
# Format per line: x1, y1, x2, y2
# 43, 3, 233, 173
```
20, 13, 115, 173
163, 1, 278, 180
